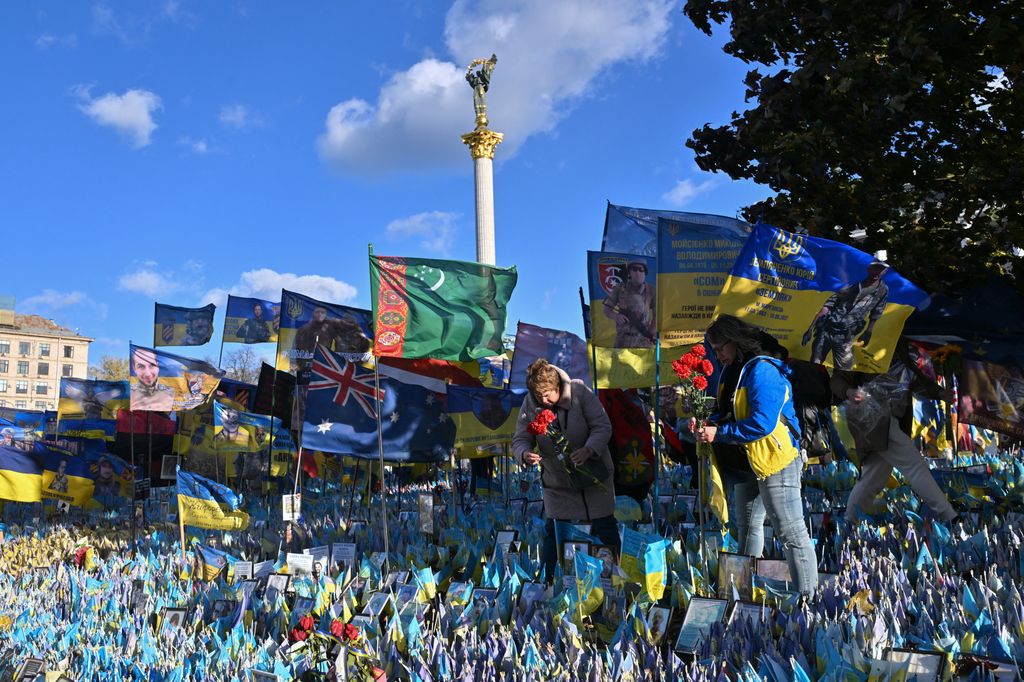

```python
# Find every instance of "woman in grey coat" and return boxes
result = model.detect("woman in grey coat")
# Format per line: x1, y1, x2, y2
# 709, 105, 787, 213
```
512, 359, 618, 580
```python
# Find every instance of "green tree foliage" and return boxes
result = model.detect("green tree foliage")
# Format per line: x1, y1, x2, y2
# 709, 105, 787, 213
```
684, 0, 1023, 294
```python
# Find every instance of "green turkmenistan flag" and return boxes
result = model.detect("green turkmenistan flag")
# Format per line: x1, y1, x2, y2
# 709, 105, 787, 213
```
369, 254, 517, 361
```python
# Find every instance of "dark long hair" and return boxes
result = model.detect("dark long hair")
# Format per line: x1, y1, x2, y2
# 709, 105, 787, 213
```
706, 314, 788, 363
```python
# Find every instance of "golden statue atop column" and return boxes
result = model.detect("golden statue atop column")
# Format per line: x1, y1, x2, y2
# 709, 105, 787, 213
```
461, 54, 503, 265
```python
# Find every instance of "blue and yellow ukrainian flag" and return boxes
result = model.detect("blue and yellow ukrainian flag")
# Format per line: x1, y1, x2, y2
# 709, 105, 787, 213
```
35, 444, 104, 506
223, 295, 279, 344
176, 468, 250, 531
0, 444, 43, 502
154, 302, 216, 347
58, 378, 129, 421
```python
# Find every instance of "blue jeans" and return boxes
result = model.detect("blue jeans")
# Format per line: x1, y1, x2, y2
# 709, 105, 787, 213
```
721, 467, 766, 557
757, 457, 818, 596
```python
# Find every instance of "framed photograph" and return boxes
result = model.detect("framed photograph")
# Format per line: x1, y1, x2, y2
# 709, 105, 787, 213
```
727, 600, 769, 626
524, 500, 543, 518
160, 455, 177, 480
13, 658, 44, 682
331, 542, 357, 571
562, 541, 590, 573
674, 597, 729, 654
646, 605, 671, 645
211, 599, 237, 621
592, 544, 618, 580
657, 494, 674, 525
162, 607, 187, 631
518, 581, 548, 615
884, 648, 944, 680
363, 591, 390, 617
282, 493, 301, 522
250, 671, 279, 682
265, 574, 290, 601
678, 494, 697, 519
495, 529, 518, 546
509, 497, 527, 517
446, 581, 473, 607
233, 561, 254, 582
754, 558, 792, 583
292, 596, 314, 615
717, 552, 755, 601
237, 579, 260, 601
286, 552, 313, 576
130, 577, 147, 615
395, 584, 418, 612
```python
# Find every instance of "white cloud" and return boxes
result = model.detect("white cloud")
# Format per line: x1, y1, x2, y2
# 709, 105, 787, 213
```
36, 33, 77, 49
118, 268, 181, 296
385, 211, 460, 254
661, 178, 715, 207
178, 135, 209, 154
318, 0, 674, 173
21, 289, 108, 319
202, 269, 358, 308
75, 86, 162, 148
219, 104, 261, 130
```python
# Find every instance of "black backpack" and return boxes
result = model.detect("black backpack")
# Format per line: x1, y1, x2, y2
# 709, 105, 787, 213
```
780, 359, 835, 459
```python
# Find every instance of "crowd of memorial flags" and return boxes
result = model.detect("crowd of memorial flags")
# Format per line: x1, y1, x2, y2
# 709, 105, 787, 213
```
0, 211, 1022, 679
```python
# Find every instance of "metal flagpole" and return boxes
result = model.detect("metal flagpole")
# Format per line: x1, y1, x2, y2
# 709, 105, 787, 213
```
130, 407, 137, 558
372, 358, 391, 574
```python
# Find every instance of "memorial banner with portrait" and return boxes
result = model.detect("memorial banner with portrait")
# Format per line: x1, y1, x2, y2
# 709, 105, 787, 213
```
958, 358, 1024, 439
223, 295, 280, 345
128, 345, 224, 412
448, 385, 524, 448
587, 251, 657, 388
154, 303, 216, 347
509, 322, 590, 389
58, 378, 129, 421
714, 224, 928, 373
274, 290, 373, 375
37, 444, 134, 507
656, 216, 749, 349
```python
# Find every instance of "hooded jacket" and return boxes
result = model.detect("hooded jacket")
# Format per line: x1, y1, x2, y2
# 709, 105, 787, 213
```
714, 356, 802, 479
511, 365, 615, 520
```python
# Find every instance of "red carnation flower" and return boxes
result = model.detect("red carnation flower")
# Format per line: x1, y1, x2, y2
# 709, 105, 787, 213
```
527, 409, 556, 436
344, 623, 360, 641
677, 365, 693, 379
289, 627, 309, 642
680, 353, 698, 368
692, 345, 706, 357
692, 375, 709, 391
701, 359, 714, 376
299, 614, 315, 631
330, 618, 345, 638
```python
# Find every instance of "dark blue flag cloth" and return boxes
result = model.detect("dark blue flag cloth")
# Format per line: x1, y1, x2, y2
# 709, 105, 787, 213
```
509, 321, 590, 389
301, 344, 454, 462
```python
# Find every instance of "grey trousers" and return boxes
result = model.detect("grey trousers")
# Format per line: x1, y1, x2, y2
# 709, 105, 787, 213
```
845, 417, 957, 522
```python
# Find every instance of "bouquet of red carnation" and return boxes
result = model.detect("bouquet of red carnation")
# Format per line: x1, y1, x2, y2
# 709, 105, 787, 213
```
671, 344, 716, 431
527, 408, 608, 491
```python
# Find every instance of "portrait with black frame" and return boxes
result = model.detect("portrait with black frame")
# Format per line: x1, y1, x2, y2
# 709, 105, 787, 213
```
717, 551, 755, 601
673, 596, 728, 655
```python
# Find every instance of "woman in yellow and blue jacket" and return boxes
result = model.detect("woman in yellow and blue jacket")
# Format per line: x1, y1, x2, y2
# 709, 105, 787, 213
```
694, 315, 818, 596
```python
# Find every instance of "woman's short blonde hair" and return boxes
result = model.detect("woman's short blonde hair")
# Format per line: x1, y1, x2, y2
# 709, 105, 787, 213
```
526, 359, 560, 397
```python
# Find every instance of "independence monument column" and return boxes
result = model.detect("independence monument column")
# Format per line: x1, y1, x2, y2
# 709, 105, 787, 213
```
461, 54, 503, 266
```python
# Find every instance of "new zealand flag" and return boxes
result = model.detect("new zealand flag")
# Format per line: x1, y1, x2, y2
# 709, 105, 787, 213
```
301, 345, 454, 462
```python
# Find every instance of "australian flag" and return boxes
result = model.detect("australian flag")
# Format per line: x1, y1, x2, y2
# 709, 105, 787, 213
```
301, 344, 455, 462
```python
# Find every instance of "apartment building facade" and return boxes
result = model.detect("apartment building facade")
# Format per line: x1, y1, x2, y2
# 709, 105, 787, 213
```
0, 314, 92, 411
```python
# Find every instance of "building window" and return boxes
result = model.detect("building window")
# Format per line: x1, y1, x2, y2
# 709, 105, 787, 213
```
19, 342, 30, 356
63, 345, 74, 358
0, 360, 7, 373
37, 362, 49, 376
35, 382, 48, 395
62, 364, 74, 378
15, 400, 26, 409
35, 401, 47, 411
15, 381, 28, 394
0, 380, 6, 392
17, 361, 28, 375
0, 342, 8, 355
39, 342, 50, 357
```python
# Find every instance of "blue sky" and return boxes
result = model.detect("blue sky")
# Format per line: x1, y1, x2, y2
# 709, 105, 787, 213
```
1, 1, 773, 366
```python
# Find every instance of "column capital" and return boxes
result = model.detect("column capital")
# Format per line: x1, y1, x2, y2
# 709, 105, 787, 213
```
461, 127, 504, 160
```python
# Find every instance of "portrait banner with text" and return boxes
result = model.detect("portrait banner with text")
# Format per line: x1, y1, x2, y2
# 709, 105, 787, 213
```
656, 216, 749, 349
223, 295, 280, 345
587, 251, 657, 388
154, 303, 216, 347
714, 224, 928, 373
275, 290, 373, 375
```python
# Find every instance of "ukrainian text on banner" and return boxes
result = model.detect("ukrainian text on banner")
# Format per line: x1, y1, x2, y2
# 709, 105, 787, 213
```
223, 295, 280, 345
370, 254, 517, 361
509, 322, 590, 389
37, 444, 133, 507
587, 251, 656, 388
177, 468, 250, 531
275, 290, 373, 374
958, 358, 1024, 439
129, 344, 224, 412
603, 202, 743, 257
656, 216, 748, 348
714, 224, 927, 373
58, 378, 129, 421
448, 385, 524, 448
154, 303, 216, 347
